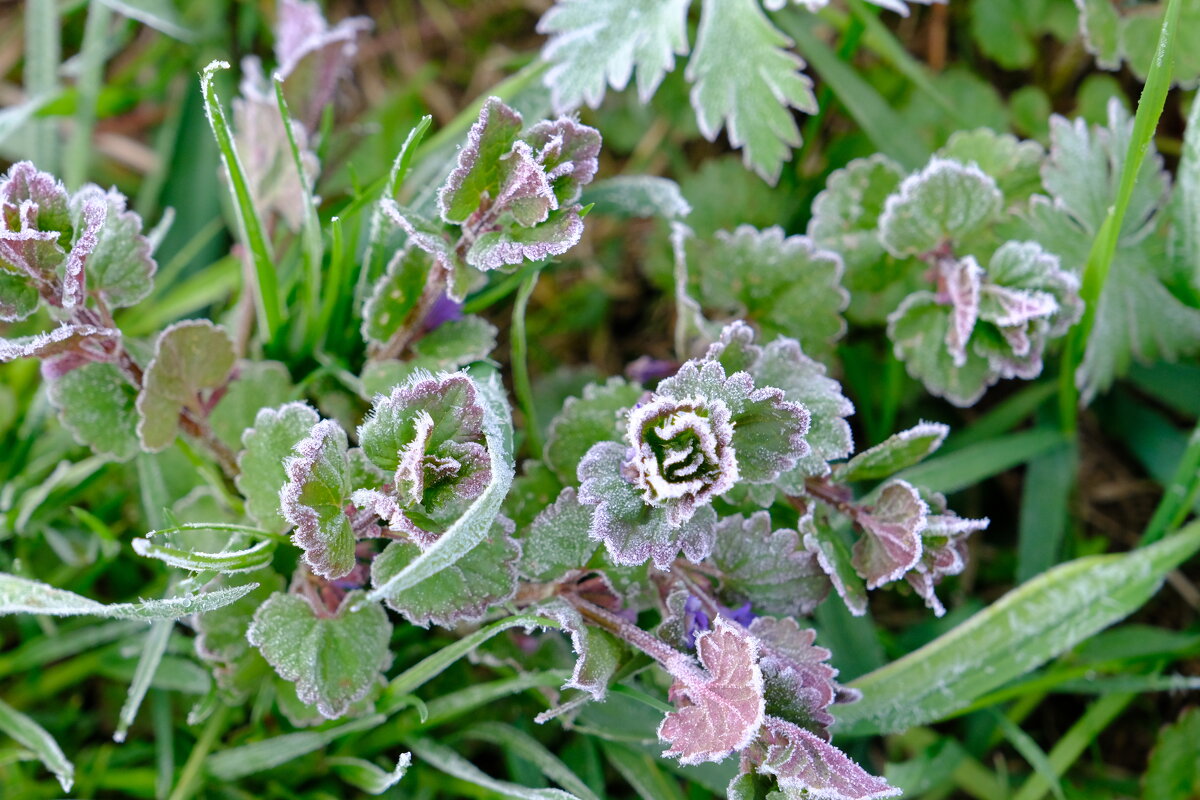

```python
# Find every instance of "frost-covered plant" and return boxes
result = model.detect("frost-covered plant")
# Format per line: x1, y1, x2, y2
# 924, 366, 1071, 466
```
537, 0, 943, 182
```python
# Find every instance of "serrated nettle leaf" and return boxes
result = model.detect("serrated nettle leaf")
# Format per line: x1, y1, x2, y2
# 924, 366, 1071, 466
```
247, 590, 392, 719
905, 511, 988, 617
879, 158, 1004, 257
657, 358, 811, 486
358, 371, 491, 514
0, 322, 119, 365
0, 573, 259, 620
194, 571, 283, 700
851, 480, 928, 590
659, 617, 765, 765
836, 421, 949, 483
49, 361, 141, 460
687, 0, 817, 184
802, 514, 868, 617
807, 155, 931, 325
939, 255, 983, 368
710, 512, 829, 617
68, 184, 156, 308
581, 176, 692, 220
272, 0, 373, 131
749, 616, 847, 736
281, 418, 357, 580
538, 0, 691, 111
519, 487, 598, 582
411, 315, 498, 365
979, 241, 1081, 337
136, 320, 236, 451
371, 518, 519, 628
746, 716, 900, 800
210, 360, 293, 450
545, 377, 644, 486
237, 402, 321, 530
362, 244, 433, 347
578, 440, 719, 568
937, 128, 1045, 204
688, 226, 849, 363
536, 598, 623, 711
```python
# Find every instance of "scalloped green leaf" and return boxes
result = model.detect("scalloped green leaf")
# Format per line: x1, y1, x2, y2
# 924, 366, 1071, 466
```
361, 244, 432, 347
237, 402, 321, 530
280, 418, 355, 580
210, 360, 293, 450
136, 320, 236, 451
49, 362, 141, 460
247, 590, 392, 719
710, 512, 829, 617
801, 515, 868, 617
879, 158, 1003, 257
937, 128, 1045, 203
518, 487, 597, 583
0, 270, 37, 321
544, 377, 643, 486
194, 570, 284, 701
411, 315, 498, 365
69, 185, 156, 308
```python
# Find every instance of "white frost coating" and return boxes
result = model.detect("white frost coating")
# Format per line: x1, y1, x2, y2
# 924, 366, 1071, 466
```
764, 0, 940, 14
364, 370, 514, 604
878, 157, 1003, 257
61, 197, 107, 308
279, 418, 355, 580
0, 323, 119, 364
941, 255, 982, 368
0, 572, 259, 620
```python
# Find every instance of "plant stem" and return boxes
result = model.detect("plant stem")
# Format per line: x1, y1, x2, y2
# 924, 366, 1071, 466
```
512, 269, 543, 456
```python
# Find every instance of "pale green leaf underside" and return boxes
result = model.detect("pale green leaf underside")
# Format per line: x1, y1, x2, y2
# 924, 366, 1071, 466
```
0, 573, 258, 620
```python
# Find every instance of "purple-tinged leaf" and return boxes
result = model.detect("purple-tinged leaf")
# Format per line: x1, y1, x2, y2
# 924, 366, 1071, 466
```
135, 320, 236, 451
0, 202, 65, 285
710, 512, 830, 617
68, 186, 157, 309
0, 323, 119, 364
887, 292, 997, 408
273, 0, 373, 131
658, 358, 811, 486
370, 518, 519, 628
544, 376, 644, 486
658, 617, 765, 765
350, 488, 430, 546
247, 589, 391, 719
835, 421, 948, 483
61, 197, 106, 308
379, 200, 475, 302
439, 97, 526, 225
905, 511, 988, 617
749, 716, 900, 800
237, 402, 321, 531
750, 616, 848, 737
851, 480, 928, 590
465, 206, 585, 270
802, 513, 868, 617
518, 487, 598, 582
577, 440, 718, 568
0, 162, 71, 238
362, 243, 432, 347
940, 255, 982, 368
49, 362, 140, 461
524, 117, 602, 206
280, 419, 356, 580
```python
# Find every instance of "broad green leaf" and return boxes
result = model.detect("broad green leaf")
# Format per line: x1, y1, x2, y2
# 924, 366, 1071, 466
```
247, 591, 392, 719
0, 573, 258, 619
537, 0, 691, 111
136, 320, 236, 451
280, 418, 355, 580
237, 402, 321, 530
466, 206, 585, 271
851, 480, 928, 590
365, 368, 515, 602
582, 176, 692, 220
412, 315, 499, 365
937, 127, 1045, 203
879, 158, 1003, 257
69, 184, 156, 308
887, 292, 996, 407
687, 226, 848, 363
0, 270, 37, 321
1143, 706, 1200, 800
361, 244, 433, 347
833, 522, 1200, 735
209, 360, 293, 450
372, 519, 519, 628
544, 377, 643, 485
438, 96, 524, 224
836, 422, 949, 483
518, 487, 597, 582
710, 512, 828, 617
49, 361, 141, 460
802, 514, 868, 616
968, 0, 1079, 70
207, 714, 385, 780
687, 0, 816, 184
0, 697, 72, 792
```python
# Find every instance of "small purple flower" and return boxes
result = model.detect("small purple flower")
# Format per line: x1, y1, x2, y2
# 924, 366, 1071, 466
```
683, 595, 756, 648
423, 293, 464, 332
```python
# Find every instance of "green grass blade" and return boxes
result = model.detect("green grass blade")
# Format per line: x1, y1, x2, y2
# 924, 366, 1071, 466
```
462, 722, 603, 800
832, 521, 1200, 735
990, 710, 1067, 800
25, 0, 61, 173
0, 697, 73, 792
199, 60, 282, 342
207, 714, 384, 781
65, 0, 114, 189
113, 618, 173, 743
405, 736, 579, 800
600, 741, 687, 800
1017, 441, 1077, 582
897, 428, 1066, 495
